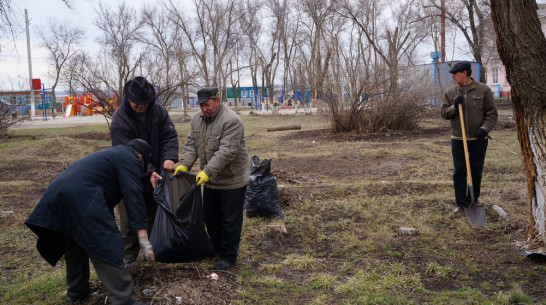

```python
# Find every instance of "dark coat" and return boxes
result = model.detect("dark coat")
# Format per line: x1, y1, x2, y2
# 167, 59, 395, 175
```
25, 146, 148, 268
111, 97, 179, 172
441, 78, 498, 140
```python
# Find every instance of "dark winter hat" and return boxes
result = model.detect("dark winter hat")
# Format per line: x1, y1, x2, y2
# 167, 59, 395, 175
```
449, 61, 472, 76
123, 76, 156, 105
127, 139, 153, 166
197, 87, 220, 104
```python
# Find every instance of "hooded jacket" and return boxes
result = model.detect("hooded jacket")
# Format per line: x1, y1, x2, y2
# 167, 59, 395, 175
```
180, 104, 249, 190
111, 97, 179, 171
25, 146, 148, 268
441, 78, 498, 140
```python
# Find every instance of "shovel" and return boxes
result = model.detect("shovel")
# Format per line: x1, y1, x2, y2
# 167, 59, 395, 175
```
458, 103, 487, 229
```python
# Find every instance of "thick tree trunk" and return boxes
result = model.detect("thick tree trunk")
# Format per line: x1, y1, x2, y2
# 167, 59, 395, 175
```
490, 0, 546, 250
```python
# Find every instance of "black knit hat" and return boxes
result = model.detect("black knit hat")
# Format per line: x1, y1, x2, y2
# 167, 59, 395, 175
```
127, 139, 152, 166
123, 76, 156, 105
197, 87, 220, 104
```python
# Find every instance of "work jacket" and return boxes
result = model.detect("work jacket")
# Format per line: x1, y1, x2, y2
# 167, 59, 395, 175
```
111, 97, 179, 172
441, 78, 498, 140
180, 104, 249, 190
25, 146, 148, 268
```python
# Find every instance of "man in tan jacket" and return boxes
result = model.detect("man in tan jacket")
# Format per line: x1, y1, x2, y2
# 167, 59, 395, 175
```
441, 61, 498, 214
174, 87, 249, 270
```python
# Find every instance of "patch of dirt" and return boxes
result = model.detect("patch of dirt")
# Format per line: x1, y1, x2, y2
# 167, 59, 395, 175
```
85, 264, 237, 305
68, 132, 111, 141
495, 115, 516, 131
274, 152, 414, 181
283, 126, 451, 143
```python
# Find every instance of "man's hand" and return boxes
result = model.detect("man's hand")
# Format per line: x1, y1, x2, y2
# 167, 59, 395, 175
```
476, 128, 488, 141
163, 160, 175, 172
173, 165, 188, 176
453, 96, 464, 108
196, 171, 209, 186
138, 233, 155, 262
150, 172, 162, 189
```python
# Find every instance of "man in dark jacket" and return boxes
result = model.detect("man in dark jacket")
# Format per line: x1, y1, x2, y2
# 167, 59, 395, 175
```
25, 139, 162, 305
441, 61, 498, 214
111, 76, 179, 267
174, 87, 249, 271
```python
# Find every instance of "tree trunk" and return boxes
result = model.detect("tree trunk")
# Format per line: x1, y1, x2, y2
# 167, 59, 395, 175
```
490, 0, 546, 249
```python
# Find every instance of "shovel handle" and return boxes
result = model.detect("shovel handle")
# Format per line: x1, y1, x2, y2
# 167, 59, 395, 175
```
458, 103, 476, 203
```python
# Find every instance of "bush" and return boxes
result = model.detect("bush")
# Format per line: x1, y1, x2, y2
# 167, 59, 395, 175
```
322, 65, 434, 134
0, 103, 23, 136
326, 88, 430, 133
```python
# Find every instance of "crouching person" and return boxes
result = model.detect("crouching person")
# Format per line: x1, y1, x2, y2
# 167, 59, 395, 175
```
25, 139, 162, 305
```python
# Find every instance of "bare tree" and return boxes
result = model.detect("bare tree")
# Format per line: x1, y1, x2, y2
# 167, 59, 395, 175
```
490, 0, 546, 251
87, 2, 144, 116
298, 0, 337, 114
62, 52, 88, 97
239, 0, 264, 109
338, 0, 427, 103
0, 0, 21, 52
1, 0, 75, 53
36, 19, 85, 107
140, 3, 182, 109
278, 0, 302, 106
424, 0, 489, 82
176, 43, 200, 117
168, 0, 239, 93
242, 0, 286, 108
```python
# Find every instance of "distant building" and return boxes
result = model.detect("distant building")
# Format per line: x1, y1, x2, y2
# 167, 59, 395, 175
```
415, 60, 482, 106
169, 92, 198, 109
226, 86, 269, 108
0, 90, 57, 115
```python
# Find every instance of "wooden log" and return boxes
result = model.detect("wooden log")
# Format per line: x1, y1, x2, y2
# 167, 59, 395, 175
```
266, 125, 301, 132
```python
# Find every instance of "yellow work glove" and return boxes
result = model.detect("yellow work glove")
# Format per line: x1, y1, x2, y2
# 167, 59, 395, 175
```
196, 171, 209, 186
173, 165, 188, 176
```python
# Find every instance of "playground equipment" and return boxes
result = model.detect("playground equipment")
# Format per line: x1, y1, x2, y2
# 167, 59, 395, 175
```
63, 93, 118, 117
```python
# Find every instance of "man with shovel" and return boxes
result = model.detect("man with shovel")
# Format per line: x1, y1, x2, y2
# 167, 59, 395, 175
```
441, 61, 498, 218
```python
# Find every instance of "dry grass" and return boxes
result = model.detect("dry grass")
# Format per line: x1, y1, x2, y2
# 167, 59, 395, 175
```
1, 107, 543, 305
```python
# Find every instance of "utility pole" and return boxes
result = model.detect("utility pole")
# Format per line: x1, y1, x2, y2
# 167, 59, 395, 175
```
441, 0, 446, 62
25, 9, 36, 120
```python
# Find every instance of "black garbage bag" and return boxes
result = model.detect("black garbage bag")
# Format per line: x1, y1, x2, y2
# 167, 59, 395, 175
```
150, 171, 216, 263
245, 155, 283, 218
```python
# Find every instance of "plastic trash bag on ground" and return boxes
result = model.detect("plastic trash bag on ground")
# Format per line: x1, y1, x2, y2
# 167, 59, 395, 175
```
245, 155, 283, 218
150, 171, 216, 263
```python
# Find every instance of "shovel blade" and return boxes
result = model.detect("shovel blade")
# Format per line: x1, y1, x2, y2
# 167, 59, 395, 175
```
463, 204, 486, 229
463, 206, 479, 229
473, 205, 487, 227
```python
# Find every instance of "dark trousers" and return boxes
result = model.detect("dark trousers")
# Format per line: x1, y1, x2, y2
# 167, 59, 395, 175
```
451, 139, 488, 207
64, 237, 138, 305
203, 186, 246, 262
119, 191, 157, 260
